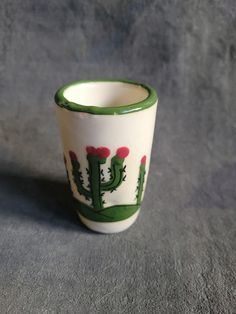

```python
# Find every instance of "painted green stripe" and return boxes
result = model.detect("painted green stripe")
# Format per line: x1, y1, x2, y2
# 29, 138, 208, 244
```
75, 199, 140, 222
54, 79, 158, 115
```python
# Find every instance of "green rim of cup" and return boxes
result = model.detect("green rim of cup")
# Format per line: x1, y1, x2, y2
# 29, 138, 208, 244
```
54, 79, 158, 115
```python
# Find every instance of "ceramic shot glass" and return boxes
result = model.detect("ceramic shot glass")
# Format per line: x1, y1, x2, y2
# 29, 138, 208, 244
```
55, 80, 158, 233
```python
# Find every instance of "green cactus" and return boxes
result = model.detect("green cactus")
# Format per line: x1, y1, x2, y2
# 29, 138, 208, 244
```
69, 146, 129, 211
66, 148, 148, 222
136, 155, 147, 205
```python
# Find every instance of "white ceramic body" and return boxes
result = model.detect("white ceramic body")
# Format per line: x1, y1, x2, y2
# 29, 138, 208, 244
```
55, 81, 157, 233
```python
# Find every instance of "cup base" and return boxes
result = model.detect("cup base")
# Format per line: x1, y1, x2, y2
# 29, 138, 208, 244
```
77, 209, 140, 234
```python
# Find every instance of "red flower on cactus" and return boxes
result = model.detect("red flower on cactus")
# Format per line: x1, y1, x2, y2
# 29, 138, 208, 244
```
69, 150, 77, 161
97, 147, 110, 158
116, 147, 129, 159
86, 146, 97, 156
141, 155, 146, 165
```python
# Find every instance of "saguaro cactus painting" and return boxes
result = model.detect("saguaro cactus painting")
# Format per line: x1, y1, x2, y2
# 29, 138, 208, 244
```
66, 146, 147, 222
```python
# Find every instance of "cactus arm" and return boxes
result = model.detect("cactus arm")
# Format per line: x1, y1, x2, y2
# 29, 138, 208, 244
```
101, 156, 125, 191
87, 156, 104, 211
136, 164, 146, 205
71, 159, 91, 199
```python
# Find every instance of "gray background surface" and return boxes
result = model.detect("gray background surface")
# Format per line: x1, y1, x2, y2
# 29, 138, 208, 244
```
0, 1, 236, 313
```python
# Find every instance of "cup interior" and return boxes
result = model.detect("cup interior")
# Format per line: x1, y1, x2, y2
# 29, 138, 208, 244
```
63, 81, 149, 108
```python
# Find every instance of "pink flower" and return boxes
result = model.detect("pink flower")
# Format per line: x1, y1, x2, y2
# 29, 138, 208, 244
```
86, 146, 97, 156
69, 151, 77, 161
141, 155, 146, 165
116, 147, 129, 159
97, 147, 110, 158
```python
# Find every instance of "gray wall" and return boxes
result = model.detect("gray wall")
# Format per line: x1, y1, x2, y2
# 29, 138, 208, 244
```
0, 1, 236, 313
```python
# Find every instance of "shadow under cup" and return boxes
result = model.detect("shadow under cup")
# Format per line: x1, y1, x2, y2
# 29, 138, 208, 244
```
55, 79, 158, 233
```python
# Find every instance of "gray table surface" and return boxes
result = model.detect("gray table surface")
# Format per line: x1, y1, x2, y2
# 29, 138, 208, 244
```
0, 1, 235, 313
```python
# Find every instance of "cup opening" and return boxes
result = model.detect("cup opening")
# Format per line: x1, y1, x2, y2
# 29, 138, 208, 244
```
55, 79, 158, 115
63, 81, 149, 108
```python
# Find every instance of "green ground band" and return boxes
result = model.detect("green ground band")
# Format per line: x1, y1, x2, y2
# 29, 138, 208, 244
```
75, 199, 140, 222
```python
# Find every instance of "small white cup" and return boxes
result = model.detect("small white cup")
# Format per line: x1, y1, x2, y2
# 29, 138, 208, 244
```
55, 80, 158, 233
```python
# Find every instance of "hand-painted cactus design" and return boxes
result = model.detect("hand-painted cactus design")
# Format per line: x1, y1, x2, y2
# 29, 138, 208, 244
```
69, 146, 129, 211
65, 146, 147, 222
136, 155, 147, 205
